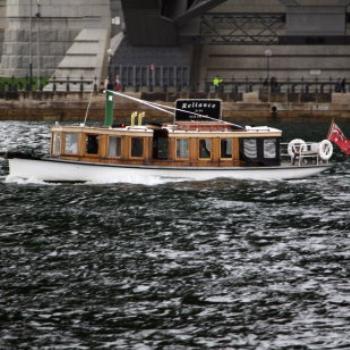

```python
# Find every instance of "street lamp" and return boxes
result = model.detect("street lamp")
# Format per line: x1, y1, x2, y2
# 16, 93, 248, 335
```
29, 0, 33, 91
264, 49, 272, 103
36, 0, 41, 90
107, 48, 113, 89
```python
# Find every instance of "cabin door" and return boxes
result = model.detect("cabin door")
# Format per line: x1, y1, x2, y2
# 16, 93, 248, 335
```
152, 129, 169, 160
240, 138, 280, 166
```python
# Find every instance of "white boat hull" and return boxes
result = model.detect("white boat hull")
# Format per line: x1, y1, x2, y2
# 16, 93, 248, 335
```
7, 158, 331, 184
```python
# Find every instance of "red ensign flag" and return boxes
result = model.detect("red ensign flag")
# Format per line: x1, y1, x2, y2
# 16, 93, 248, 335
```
327, 121, 350, 155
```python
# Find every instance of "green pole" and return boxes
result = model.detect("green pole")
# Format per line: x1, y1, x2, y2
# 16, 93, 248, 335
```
104, 90, 114, 127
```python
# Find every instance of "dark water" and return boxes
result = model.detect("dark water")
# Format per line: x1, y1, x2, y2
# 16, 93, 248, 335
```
0, 119, 349, 349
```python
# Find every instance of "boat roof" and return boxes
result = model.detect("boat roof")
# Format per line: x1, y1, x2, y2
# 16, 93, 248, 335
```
53, 93, 282, 138
52, 123, 282, 138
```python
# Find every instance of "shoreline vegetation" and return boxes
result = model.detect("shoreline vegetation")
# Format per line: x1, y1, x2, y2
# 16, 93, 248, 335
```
0, 77, 49, 93
1, 91, 350, 121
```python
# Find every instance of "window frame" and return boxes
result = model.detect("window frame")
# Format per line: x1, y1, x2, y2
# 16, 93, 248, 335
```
175, 138, 190, 160
130, 136, 144, 159
198, 138, 212, 160
220, 138, 233, 160
85, 133, 100, 156
242, 138, 258, 159
63, 132, 79, 155
107, 136, 122, 159
51, 132, 62, 156
263, 138, 277, 159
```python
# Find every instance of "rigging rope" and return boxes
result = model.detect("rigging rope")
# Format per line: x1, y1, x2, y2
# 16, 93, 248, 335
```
82, 88, 95, 125
106, 90, 245, 130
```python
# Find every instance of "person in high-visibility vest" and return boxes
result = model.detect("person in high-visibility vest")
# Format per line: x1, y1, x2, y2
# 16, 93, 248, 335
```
212, 76, 223, 92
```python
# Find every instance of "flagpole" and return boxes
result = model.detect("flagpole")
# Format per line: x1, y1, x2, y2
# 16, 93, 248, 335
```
327, 118, 335, 139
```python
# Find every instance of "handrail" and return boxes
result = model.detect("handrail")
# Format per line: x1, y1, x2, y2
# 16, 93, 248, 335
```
280, 141, 324, 166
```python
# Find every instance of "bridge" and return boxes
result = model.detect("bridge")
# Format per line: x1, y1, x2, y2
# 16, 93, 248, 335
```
1, 0, 350, 92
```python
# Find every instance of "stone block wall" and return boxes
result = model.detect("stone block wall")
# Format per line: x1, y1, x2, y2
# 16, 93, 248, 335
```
200, 45, 350, 87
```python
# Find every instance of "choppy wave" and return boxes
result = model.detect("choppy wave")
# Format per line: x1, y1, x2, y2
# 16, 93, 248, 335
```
0, 120, 349, 349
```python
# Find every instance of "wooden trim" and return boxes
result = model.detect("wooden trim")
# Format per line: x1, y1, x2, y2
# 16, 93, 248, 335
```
233, 138, 240, 161
54, 125, 283, 168
172, 131, 282, 138
52, 126, 153, 138
144, 137, 152, 162
52, 126, 282, 139
50, 133, 53, 156
168, 138, 175, 161
213, 138, 220, 162
100, 134, 108, 159
189, 138, 197, 163
50, 131, 62, 157
121, 135, 128, 160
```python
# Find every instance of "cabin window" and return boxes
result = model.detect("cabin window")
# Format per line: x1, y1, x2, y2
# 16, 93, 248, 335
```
176, 139, 189, 159
86, 134, 99, 155
264, 139, 277, 159
64, 133, 79, 154
52, 132, 61, 156
108, 136, 121, 158
240, 138, 280, 166
243, 139, 257, 159
131, 137, 143, 158
221, 138, 232, 159
153, 129, 169, 160
199, 139, 212, 159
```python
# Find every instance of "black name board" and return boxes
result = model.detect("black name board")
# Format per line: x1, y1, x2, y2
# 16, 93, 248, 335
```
175, 99, 222, 121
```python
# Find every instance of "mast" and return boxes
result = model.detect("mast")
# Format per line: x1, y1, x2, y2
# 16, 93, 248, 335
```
104, 90, 115, 127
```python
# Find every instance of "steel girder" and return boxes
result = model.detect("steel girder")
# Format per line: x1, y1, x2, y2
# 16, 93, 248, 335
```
174, 0, 228, 24
199, 13, 286, 45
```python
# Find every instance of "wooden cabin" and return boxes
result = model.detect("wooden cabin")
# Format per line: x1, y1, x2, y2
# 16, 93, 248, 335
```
50, 121, 282, 168
8, 94, 332, 183
50, 95, 282, 168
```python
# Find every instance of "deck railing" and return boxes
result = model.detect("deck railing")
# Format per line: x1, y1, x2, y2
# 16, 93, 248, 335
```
280, 142, 330, 166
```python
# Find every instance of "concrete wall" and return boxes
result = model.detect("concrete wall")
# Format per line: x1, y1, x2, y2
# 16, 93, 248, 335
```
284, 2, 350, 36
0, 0, 112, 77
112, 40, 192, 67
2, 0, 350, 90
0, 0, 6, 58
110, 0, 123, 36
200, 45, 350, 85
286, 7, 345, 36
195, 0, 350, 88
210, 0, 285, 13
211, 0, 350, 35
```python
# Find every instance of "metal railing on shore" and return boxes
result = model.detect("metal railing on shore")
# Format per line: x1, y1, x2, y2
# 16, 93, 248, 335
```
0, 75, 349, 103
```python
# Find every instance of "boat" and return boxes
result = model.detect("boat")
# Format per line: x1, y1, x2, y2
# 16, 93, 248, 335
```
7, 90, 334, 183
